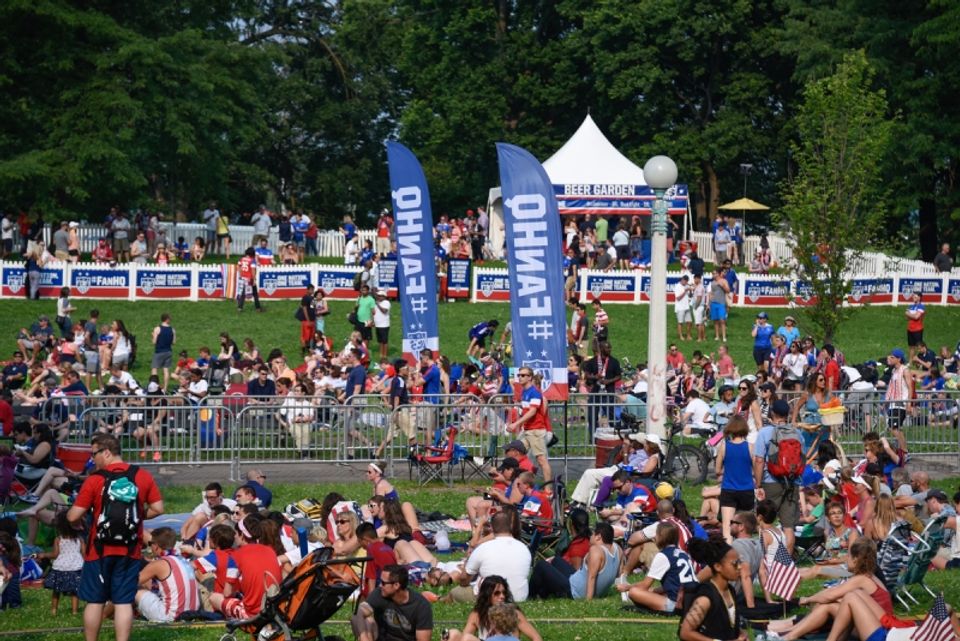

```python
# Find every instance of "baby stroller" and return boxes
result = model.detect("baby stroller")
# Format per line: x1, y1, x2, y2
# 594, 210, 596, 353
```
220, 547, 366, 641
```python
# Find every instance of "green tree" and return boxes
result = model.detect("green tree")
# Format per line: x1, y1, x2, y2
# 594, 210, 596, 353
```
777, 51, 893, 343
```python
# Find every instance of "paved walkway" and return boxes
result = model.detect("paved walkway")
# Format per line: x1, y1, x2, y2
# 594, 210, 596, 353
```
140, 453, 957, 488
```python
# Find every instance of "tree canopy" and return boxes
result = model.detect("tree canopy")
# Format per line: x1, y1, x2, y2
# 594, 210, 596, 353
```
0, 0, 955, 249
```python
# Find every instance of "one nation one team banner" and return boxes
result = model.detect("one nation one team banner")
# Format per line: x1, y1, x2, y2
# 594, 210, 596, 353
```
496, 143, 569, 401
386, 141, 440, 363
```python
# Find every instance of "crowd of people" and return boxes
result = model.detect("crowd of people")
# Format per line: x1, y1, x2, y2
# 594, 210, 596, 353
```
1, 210, 960, 641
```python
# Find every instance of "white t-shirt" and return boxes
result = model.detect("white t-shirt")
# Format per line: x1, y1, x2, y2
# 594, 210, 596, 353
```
684, 398, 712, 428
1, 216, 14, 240
373, 300, 391, 328
344, 239, 359, 265
191, 496, 237, 517
188, 378, 208, 402
464, 536, 531, 602
673, 282, 692, 311
108, 370, 140, 391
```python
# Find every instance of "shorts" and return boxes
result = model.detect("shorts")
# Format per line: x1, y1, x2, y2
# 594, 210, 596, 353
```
616, 246, 629, 260
522, 428, 548, 459
137, 590, 176, 622
693, 306, 705, 325
84, 351, 100, 372
376, 237, 391, 255
906, 330, 923, 347
946, 558, 960, 569
359, 324, 372, 342
113, 237, 130, 253
663, 598, 677, 613
761, 482, 799, 528
753, 346, 771, 366
206, 229, 217, 243
719, 488, 756, 511
112, 352, 130, 368
887, 407, 906, 430
865, 628, 888, 641
217, 233, 232, 242
152, 351, 173, 370
376, 327, 389, 345
1, 239, 11, 252
390, 408, 416, 440
221, 596, 252, 620
300, 320, 314, 345
79, 556, 140, 605
675, 307, 692, 324
471, 336, 486, 348
710, 301, 727, 321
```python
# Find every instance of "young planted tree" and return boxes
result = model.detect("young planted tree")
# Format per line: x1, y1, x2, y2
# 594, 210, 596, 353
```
778, 51, 894, 343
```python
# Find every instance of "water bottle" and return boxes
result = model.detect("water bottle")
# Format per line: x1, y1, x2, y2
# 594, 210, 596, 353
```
435, 529, 450, 552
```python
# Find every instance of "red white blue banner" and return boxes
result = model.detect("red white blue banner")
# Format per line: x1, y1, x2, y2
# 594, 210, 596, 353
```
497, 142, 569, 401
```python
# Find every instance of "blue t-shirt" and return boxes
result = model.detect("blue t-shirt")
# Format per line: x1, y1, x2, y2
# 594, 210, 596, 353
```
648, 545, 698, 602
342, 222, 357, 241
777, 325, 800, 347
345, 365, 367, 400
725, 268, 739, 291
360, 248, 375, 265
754, 324, 775, 350
422, 364, 441, 403
721, 439, 754, 491
469, 322, 494, 340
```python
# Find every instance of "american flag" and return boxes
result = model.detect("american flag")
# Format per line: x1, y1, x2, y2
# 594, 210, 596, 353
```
912, 594, 954, 641
765, 542, 800, 601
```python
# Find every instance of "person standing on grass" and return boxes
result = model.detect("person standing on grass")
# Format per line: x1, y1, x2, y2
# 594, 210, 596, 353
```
674, 275, 694, 341
709, 267, 731, 342
297, 284, 316, 354
507, 367, 552, 482
67, 434, 164, 641
151, 313, 175, 392
373, 291, 391, 363
904, 291, 925, 361
236, 247, 263, 313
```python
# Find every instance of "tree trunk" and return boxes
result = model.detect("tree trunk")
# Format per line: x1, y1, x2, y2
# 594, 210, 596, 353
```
695, 179, 708, 229
918, 196, 938, 261
706, 162, 720, 222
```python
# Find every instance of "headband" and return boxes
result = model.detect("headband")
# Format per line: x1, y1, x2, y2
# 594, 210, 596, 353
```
368, 463, 383, 476
238, 516, 253, 540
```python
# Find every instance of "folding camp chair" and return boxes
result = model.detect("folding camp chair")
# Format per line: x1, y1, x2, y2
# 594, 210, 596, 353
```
410, 427, 458, 486
893, 514, 947, 608
520, 476, 567, 561
793, 530, 827, 566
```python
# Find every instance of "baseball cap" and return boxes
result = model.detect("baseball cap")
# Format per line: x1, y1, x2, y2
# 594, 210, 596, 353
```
497, 457, 520, 472
926, 489, 948, 502
771, 399, 791, 418
627, 432, 646, 444
383, 365, 396, 378
890, 348, 906, 361
784, 315, 796, 323
756, 311, 768, 319
376, 291, 387, 298
504, 440, 527, 454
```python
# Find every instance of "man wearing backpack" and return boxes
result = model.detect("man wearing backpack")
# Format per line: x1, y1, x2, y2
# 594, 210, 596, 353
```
67, 433, 164, 641
751, 399, 801, 554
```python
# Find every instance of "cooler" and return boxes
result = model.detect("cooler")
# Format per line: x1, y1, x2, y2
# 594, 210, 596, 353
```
594, 431, 621, 467
58, 443, 90, 473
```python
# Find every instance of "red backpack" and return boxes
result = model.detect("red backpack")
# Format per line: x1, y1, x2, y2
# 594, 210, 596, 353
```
766, 424, 804, 481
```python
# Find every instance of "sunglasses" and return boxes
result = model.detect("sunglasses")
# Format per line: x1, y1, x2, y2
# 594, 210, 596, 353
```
731, 520, 741, 525
336, 519, 351, 525
739, 386, 748, 391
518, 373, 531, 378
91, 448, 106, 457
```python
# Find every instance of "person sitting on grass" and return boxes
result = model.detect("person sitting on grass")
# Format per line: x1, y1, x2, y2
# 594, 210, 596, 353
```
352, 564, 433, 641
764, 538, 893, 640
357, 522, 398, 597
678, 538, 743, 641
446, 575, 542, 641
619, 521, 698, 613
816, 589, 959, 641
127, 527, 200, 622
528, 521, 621, 600
209, 514, 281, 621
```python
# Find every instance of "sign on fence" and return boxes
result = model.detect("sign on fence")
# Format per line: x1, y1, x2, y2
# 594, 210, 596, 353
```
898, 277, 942, 303
848, 278, 894, 304
258, 268, 313, 299
474, 271, 511, 301
586, 272, 636, 302
744, 278, 791, 306
447, 258, 471, 299
1, 266, 64, 297
136, 269, 192, 298
198, 268, 226, 299
71, 267, 129, 297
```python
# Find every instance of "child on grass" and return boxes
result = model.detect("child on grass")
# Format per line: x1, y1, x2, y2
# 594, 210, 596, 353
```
37, 510, 83, 615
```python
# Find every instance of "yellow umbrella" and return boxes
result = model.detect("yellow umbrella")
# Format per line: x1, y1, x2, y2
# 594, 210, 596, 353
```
718, 197, 769, 211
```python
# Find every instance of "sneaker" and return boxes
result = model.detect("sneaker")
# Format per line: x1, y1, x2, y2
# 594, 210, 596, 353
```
19, 494, 39, 505
139, 450, 147, 459
621, 590, 631, 604
152, 452, 162, 462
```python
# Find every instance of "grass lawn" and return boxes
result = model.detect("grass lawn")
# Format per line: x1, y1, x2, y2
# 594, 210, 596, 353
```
2, 478, 960, 640
3, 298, 960, 384
1, 297, 959, 638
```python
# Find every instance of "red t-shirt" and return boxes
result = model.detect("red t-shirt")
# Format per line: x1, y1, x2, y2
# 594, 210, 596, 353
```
667, 352, 686, 371
363, 540, 398, 596
562, 536, 591, 565
73, 462, 162, 561
228, 543, 282, 615
516, 455, 536, 473
0, 399, 13, 436
824, 360, 841, 391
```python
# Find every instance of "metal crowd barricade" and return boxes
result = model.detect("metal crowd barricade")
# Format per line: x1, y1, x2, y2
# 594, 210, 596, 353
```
75, 394, 235, 465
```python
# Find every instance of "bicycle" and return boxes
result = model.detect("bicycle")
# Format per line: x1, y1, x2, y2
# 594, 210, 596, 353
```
604, 411, 709, 486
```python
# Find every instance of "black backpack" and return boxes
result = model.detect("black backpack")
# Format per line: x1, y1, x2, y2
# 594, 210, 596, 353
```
94, 465, 141, 553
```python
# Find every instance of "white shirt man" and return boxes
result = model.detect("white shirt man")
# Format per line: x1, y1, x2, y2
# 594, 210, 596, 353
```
459, 512, 531, 601
373, 296, 391, 329
251, 207, 272, 239
681, 391, 712, 434
344, 237, 359, 265
0, 213, 14, 243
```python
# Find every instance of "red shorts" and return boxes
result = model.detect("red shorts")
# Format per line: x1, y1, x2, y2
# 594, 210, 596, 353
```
221, 596, 252, 620
300, 320, 314, 345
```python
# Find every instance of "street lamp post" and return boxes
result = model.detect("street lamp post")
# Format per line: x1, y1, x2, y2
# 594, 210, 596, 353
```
643, 155, 678, 438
